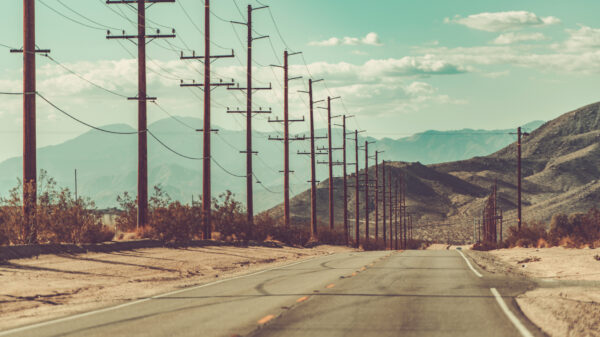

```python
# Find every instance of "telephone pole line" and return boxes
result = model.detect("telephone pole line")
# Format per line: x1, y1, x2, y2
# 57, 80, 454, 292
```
179, 0, 234, 239
230, 5, 271, 228
317, 96, 342, 230
354, 130, 360, 247
374, 151, 383, 241
11, 0, 50, 243
106, 0, 175, 230
395, 179, 399, 250
298, 79, 326, 238
363, 140, 375, 242
382, 160, 387, 247
268, 51, 303, 227
388, 169, 393, 250
334, 115, 354, 245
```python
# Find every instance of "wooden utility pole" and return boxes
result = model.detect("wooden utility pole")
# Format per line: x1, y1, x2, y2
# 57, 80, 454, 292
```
388, 170, 393, 250
317, 96, 342, 230
229, 5, 271, 228
382, 160, 387, 247
106, 0, 175, 230
374, 151, 382, 241
12, 0, 50, 243
354, 130, 360, 248
269, 51, 303, 227
395, 179, 399, 250
180, 0, 233, 239
298, 79, 325, 238
364, 141, 369, 242
334, 115, 354, 245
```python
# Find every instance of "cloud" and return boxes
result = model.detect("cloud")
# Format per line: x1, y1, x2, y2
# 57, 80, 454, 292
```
561, 25, 600, 51
493, 32, 546, 45
309, 32, 382, 47
445, 11, 560, 32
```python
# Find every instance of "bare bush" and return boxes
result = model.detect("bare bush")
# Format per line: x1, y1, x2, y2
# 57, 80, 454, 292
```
0, 171, 114, 245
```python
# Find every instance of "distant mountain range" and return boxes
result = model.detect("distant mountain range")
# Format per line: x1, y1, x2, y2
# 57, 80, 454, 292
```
0, 117, 543, 211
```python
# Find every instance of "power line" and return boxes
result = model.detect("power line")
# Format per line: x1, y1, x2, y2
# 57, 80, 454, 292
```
43, 54, 129, 99
212, 157, 247, 178
147, 130, 204, 160
36, 92, 138, 135
56, 0, 121, 30
39, 0, 107, 31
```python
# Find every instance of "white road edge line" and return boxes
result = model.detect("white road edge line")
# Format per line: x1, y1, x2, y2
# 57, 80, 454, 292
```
490, 288, 534, 337
456, 249, 482, 278
0, 253, 330, 336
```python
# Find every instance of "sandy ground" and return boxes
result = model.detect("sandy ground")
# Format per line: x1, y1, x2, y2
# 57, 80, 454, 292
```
489, 247, 600, 281
469, 247, 600, 337
0, 244, 353, 331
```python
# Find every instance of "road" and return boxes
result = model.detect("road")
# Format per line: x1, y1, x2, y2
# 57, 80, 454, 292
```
1, 249, 542, 337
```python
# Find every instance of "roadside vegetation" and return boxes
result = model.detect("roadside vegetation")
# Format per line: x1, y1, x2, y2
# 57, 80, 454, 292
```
474, 208, 600, 250
0, 172, 350, 247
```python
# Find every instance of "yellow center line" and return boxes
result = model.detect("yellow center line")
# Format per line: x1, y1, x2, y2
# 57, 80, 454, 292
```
257, 314, 276, 325
296, 296, 309, 303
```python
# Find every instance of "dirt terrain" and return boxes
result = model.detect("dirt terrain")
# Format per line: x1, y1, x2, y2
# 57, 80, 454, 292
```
469, 247, 600, 337
0, 244, 353, 331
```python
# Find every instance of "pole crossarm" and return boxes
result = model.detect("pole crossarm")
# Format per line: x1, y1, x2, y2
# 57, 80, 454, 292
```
180, 80, 234, 87
269, 136, 306, 141
228, 84, 272, 91
227, 108, 271, 114
268, 116, 305, 123
181, 50, 234, 60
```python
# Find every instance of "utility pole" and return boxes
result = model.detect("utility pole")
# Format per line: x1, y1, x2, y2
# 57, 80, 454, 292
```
74, 169, 78, 201
298, 79, 326, 238
354, 130, 360, 248
180, 0, 234, 239
335, 115, 353, 244
404, 174, 408, 248
317, 96, 342, 230
11, 0, 50, 243
269, 51, 302, 227
374, 151, 383, 241
229, 5, 271, 228
382, 160, 387, 247
364, 141, 369, 241
388, 170, 393, 250
106, 0, 175, 230
395, 179, 399, 250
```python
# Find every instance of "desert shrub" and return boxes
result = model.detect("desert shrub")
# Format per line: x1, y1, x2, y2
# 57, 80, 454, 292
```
548, 210, 600, 247
146, 186, 201, 242
212, 191, 249, 241
0, 171, 113, 245
361, 239, 385, 251
115, 191, 137, 232
503, 221, 548, 248
318, 228, 349, 246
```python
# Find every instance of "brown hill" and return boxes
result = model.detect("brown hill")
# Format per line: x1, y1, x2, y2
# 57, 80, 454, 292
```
266, 102, 600, 244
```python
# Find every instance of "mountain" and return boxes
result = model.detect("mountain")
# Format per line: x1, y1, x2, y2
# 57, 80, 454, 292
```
268, 103, 600, 243
0, 116, 543, 213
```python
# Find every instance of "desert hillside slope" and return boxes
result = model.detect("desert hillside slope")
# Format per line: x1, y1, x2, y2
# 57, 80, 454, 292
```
268, 102, 600, 243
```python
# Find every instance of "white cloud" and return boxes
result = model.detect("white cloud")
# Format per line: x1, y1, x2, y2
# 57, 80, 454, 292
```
493, 32, 546, 45
562, 25, 600, 51
445, 11, 560, 32
309, 32, 382, 47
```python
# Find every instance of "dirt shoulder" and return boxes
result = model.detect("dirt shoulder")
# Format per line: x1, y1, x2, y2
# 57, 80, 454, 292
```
0, 243, 354, 331
467, 247, 600, 337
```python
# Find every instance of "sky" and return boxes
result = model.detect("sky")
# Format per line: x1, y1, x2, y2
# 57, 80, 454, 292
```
2, 0, 600, 162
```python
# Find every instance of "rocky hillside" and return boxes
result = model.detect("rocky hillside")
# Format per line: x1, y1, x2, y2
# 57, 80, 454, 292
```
268, 102, 600, 243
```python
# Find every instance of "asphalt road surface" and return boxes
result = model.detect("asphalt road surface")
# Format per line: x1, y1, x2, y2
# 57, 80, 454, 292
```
1, 249, 543, 337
